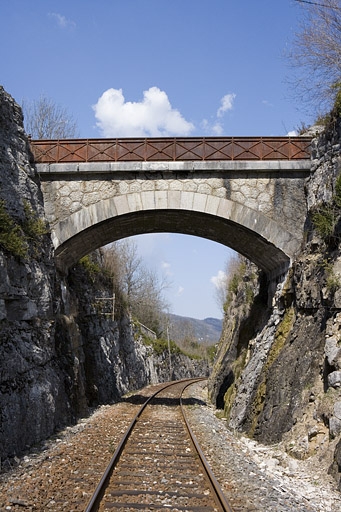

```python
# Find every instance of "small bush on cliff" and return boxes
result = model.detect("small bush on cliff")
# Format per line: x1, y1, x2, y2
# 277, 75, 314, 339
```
311, 174, 341, 245
326, 271, 341, 293
312, 205, 338, 239
23, 201, 49, 239
0, 200, 28, 257
23, 201, 49, 256
79, 255, 102, 281
0, 199, 49, 259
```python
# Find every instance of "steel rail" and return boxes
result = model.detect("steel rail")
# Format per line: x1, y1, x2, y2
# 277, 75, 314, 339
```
84, 378, 207, 512
180, 382, 234, 512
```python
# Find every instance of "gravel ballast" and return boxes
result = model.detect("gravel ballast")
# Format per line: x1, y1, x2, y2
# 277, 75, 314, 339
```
0, 381, 340, 511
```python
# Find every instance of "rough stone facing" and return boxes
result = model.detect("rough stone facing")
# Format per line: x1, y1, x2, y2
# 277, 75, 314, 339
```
40, 170, 309, 232
38, 160, 310, 276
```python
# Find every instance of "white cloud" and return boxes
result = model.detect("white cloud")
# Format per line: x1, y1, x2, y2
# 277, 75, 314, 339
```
217, 93, 236, 118
200, 119, 224, 136
93, 87, 195, 137
49, 12, 76, 29
287, 130, 297, 136
210, 270, 227, 290
200, 93, 236, 135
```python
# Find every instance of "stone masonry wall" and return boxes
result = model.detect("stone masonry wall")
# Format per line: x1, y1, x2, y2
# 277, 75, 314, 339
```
41, 168, 308, 247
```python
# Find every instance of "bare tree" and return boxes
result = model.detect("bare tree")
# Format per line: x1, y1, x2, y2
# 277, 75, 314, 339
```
102, 239, 169, 333
132, 267, 169, 334
289, 0, 341, 113
22, 94, 78, 139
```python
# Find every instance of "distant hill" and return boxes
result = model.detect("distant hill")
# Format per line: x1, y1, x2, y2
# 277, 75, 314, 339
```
168, 314, 223, 345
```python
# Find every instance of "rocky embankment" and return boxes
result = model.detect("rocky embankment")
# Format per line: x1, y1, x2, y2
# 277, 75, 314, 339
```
209, 117, 341, 489
0, 87, 207, 465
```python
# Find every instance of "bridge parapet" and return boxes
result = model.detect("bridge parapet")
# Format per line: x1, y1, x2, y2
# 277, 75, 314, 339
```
30, 136, 311, 163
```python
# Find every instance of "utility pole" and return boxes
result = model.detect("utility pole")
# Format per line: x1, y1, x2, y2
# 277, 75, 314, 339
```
167, 323, 172, 381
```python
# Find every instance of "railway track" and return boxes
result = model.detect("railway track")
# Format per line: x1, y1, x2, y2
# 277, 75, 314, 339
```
85, 379, 233, 512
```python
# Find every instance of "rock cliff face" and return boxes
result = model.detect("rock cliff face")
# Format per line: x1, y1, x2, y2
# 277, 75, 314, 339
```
0, 88, 207, 464
209, 116, 341, 488
0, 86, 71, 461
60, 256, 209, 409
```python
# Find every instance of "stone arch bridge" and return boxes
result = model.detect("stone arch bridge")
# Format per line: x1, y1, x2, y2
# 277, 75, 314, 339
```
31, 136, 312, 281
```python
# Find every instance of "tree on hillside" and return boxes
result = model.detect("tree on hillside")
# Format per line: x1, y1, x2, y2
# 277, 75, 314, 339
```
102, 240, 169, 334
22, 94, 78, 139
289, 0, 341, 113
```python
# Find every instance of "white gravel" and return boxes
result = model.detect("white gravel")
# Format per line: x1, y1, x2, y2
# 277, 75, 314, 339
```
184, 382, 341, 512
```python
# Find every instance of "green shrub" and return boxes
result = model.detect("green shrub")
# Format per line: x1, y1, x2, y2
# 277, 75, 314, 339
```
311, 205, 338, 239
0, 199, 50, 259
79, 255, 102, 279
228, 274, 240, 294
245, 286, 255, 305
311, 173, 341, 243
23, 201, 49, 239
0, 200, 28, 257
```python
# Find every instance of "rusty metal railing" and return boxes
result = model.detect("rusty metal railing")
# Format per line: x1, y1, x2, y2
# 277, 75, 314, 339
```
30, 136, 311, 163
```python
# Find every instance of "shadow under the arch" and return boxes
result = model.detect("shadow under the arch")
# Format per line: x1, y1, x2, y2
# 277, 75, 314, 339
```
55, 207, 292, 280
123, 394, 207, 407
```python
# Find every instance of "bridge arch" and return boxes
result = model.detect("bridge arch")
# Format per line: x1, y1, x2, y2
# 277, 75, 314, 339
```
53, 189, 301, 279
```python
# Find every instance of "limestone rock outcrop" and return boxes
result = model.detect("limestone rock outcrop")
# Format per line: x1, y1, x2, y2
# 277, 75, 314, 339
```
0, 86, 72, 460
209, 115, 341, 489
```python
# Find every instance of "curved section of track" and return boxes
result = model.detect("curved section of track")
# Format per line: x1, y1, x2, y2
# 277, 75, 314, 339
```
85, 379, 233, 512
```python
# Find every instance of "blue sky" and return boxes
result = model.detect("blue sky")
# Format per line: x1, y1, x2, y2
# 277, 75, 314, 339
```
1, 0, 310, 319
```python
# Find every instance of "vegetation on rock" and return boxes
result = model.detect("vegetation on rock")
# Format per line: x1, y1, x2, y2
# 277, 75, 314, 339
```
0, 198, 48, 258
